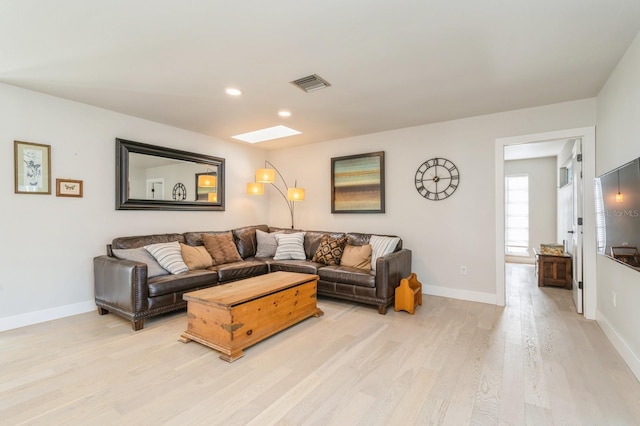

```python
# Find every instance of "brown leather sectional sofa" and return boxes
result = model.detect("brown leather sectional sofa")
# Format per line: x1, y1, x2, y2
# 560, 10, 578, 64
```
93, 224, 412, 330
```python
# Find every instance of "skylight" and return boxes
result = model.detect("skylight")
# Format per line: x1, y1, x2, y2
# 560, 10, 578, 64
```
232, 125, 302, 143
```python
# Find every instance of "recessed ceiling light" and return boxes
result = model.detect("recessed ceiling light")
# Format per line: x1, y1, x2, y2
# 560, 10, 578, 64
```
278, 110, 291, 117
225, 88, 242, 96
232, 125, 302, 143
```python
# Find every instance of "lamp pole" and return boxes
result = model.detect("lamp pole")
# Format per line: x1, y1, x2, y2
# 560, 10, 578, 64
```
264, 161, 296, 229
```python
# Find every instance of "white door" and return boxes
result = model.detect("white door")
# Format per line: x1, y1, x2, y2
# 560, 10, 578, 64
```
146, 178, 164, 200
570, 139, 583, 314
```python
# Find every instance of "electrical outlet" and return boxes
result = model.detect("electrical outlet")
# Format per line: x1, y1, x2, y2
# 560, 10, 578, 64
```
460, 266, 468, 275
612, 292, 617, 308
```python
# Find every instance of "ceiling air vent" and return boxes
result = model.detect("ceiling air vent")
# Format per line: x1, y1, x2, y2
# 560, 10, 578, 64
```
290, 74, 331, 93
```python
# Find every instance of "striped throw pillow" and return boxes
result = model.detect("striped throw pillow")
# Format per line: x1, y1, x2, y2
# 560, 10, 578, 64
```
369, 235, 400, 270
273, 232, 307, 260
144, 241, 189, 274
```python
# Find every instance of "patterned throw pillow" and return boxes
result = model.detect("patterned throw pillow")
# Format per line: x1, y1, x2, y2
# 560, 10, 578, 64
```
112, 247, 169, 278
255, 229, 283, 257
312, 235, 348, 265
144, 241, 189, 274
202, 232, 243, 265
340, 244, 372, 269
180, 243, 214, 270
273, 232, 307, 260
369, 235, 400, 270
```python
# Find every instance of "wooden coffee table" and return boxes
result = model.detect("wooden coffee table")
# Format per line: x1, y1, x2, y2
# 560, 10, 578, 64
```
179, 271, 323, 362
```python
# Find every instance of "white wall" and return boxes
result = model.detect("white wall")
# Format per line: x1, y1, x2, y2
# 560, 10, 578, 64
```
595, 31, 640, 379
505, 157, 558, 260
269, 99, 595, 304
0, 83, 269, 330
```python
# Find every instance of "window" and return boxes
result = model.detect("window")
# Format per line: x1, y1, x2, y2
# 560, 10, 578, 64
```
505, 175, 529, 255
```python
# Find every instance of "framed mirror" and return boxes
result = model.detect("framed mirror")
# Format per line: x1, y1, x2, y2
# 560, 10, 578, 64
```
116, 138, 225, 211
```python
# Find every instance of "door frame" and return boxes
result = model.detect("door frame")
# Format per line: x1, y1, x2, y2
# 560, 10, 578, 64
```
495, 127, 596, 319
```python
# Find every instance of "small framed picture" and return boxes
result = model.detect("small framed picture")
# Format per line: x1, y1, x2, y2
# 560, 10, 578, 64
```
56, 179, 83, 198
14, 141, 52, 194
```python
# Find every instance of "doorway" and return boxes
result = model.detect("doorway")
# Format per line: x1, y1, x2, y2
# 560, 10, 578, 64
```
495, 127, 597, 319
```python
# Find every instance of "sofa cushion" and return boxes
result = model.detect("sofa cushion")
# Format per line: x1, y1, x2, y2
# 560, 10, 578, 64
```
145, 241, 189, 274
202, 232, 243, 265
180, 243, 213, 270
312, 234, 348, 266
212, 260, 269, 282
112, 233, 185, 250
273, 232, 306, 260
369, 235, 400, 270
269, 259, 324, 275
340, 244, 372, 269
147, 270, 218, 297
317, 265, 376, 288
255, 229, 283, 257
112, 247, 169, 278
233, 224, 269, 258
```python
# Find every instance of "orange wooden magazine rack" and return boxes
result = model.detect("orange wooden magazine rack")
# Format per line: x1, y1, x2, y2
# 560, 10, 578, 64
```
394, 272, 422, 314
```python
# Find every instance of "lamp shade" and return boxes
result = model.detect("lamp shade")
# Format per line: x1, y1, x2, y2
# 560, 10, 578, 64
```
255, 168, 276, 183
246, 182, 265, 195
207, 192, 217, 202
198, 175, 217, 188
616, 192, 624, 203
287, 187, 305, 201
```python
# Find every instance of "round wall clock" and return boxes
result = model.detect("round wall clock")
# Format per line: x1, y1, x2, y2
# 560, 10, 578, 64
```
414, 157, 460, 201
172, 183, 187, 201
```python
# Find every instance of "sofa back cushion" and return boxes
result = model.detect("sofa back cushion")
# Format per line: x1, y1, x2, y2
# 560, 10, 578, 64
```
232, 224, 269, 258
111, 233, 184, 250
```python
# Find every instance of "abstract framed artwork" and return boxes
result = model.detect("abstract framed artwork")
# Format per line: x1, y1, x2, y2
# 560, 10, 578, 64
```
56, 179, 83, 198
14, 141, 51, 195
331, 151, 385, 213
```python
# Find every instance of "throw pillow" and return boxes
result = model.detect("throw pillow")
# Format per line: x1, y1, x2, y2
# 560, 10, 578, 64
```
202, 232, 243, 265
312, 235, 348, 265
255, 229, 283, 257
112, 247, 169, 278
144, 241, 189, 274
369, 235, 400, 270
340, 244, 372, 269
180, 243, 214, 270
273, 232, 306, 260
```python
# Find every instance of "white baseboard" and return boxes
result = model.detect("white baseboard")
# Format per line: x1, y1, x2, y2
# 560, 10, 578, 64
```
0, 300, 96, 332
423, 284, 496, 305
596, 310, 640, 382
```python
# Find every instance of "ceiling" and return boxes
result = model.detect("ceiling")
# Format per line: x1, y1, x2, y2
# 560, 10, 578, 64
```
2, 1, 640, 150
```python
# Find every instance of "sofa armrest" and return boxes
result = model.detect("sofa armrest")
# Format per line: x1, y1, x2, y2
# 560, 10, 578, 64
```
93, 255, 148, 314
374, 249, 412, 300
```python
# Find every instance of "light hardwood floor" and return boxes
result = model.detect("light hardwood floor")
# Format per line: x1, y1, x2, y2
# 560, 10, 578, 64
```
1, 264, 639, 425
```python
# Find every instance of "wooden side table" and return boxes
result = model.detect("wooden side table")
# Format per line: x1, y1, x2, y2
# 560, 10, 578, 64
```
534, 249, 572, 289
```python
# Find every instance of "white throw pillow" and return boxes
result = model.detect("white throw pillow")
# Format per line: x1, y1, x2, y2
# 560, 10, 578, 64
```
273, 232, 307, 260
369, 235, 400, 270
255, 229, 283, 257
112, 247, 169, 278
144, 241, 189, 274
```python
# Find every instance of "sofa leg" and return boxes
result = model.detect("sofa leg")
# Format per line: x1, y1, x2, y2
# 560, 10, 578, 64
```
97, 307, 109, 315
132, 320, 145, 331
378, 305, 388, 315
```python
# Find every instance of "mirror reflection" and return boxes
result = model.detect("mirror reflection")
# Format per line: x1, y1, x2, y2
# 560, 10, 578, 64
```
116, 139, 225, 211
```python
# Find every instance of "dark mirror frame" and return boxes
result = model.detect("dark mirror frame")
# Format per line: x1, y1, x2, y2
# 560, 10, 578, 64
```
116, 138, 225, 211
